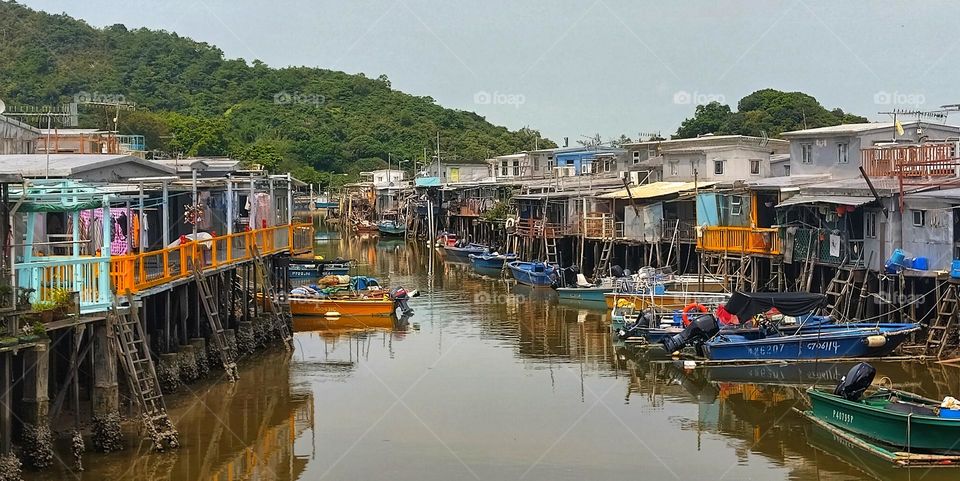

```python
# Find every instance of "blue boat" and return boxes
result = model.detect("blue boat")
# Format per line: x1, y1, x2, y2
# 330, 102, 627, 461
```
703, 323, 920, 361
444, 243, 489, 261
468, 252, 517, 270
507, 261, 557, 287
377, 213, 406, 236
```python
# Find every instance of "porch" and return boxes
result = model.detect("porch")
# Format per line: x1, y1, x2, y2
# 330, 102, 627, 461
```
697, 226, 782, 256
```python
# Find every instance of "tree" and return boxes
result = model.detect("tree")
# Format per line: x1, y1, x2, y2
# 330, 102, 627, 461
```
675, 102, 733, 138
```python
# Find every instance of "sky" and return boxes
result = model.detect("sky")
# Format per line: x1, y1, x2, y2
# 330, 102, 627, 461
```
20, 0, 960, 143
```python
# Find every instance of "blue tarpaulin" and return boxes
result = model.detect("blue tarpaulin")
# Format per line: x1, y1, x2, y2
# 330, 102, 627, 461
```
415, 177, 442, 187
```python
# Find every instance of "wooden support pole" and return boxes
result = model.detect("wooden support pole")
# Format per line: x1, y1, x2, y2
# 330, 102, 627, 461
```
0, 352, 10, 455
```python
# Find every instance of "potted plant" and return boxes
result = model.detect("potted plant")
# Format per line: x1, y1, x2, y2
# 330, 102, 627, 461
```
18, 321, 46, 343
48, 288, 77, 317
0, 336, 16, 348
31, 300, 58, 323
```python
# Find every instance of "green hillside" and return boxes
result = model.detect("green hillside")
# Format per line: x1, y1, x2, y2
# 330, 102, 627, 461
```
0, 1, 555, 183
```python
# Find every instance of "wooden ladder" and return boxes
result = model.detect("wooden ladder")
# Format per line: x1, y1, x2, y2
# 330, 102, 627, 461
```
768, 260, 785, 292
110, 294, 179, 451
250, 244, 294, 350
824, 267, 857, 320
543, 234, 559, 266
191, 260, 240, 382
734, 255, 753, 292
594, 237, 614, 281
926, 282, 959, 358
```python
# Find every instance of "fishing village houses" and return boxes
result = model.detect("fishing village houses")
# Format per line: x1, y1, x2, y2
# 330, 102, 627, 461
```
342, 123, 960, 356
0, 114, 315, 475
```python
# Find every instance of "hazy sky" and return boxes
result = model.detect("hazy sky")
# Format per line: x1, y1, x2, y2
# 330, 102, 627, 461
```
21, 0, 960, 142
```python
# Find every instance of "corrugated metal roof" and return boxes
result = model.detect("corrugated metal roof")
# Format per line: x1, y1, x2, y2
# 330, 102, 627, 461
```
776, 194, 876, 207
0, 154, 175, 178
598, 181, 716, 199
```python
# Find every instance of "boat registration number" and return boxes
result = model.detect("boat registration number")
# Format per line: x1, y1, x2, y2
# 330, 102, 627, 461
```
832, 409, 854, 423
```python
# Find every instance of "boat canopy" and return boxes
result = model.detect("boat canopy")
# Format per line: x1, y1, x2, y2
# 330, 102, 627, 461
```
725, 292, 826, 320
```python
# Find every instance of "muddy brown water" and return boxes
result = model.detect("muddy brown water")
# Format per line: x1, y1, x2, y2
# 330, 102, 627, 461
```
26, 233, 960, 480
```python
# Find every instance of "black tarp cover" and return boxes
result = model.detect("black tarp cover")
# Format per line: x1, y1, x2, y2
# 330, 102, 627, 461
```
724, 292, 826, 320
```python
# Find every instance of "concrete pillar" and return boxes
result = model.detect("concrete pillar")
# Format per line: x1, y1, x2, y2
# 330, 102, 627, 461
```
237, 321, 255, 357
224, 329, 238, 361
91, 322, 122, 453
158, 353, 181, 394
18, 343, 52, 469
178, 344, 198, 383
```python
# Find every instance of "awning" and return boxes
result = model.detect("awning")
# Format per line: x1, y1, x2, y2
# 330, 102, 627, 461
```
776, 194, 876, 208
414, 177, 441, 187
725, 292, 826, 320
598, 181, 716, 200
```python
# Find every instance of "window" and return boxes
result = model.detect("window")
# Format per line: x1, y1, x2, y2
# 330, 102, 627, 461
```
912, 209, 926, 227
547, 159, 554, 171
801, 143, 813, 164
632, 151, 640, 164
838, 143, 848, 164
669, 162, 679, 176
731, 196, 743, 216
865, 212, 878, 238
533, 157, 540, 171
784, 164, 791, 176
512, 160, 521, 177
500, 161, 509, 177
750, 159, 761, 175
714, 160, 724, 175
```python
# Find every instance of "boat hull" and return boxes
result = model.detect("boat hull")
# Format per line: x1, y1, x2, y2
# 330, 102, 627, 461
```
290, 297, 395, 317
378, 224, 406, 236
469, 254, 517, 270
556, 287, 613, 302
703, 325, 918, 361
605, 291, 730, 310
507, 262, 556, 287
808, 388, 960, 453
444, 244, 488, 260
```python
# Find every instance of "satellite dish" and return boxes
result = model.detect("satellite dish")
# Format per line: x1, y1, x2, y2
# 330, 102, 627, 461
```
0, 99, 6, 114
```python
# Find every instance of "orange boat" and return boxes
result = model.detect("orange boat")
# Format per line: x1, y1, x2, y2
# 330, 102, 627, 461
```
289, 295, 396, 317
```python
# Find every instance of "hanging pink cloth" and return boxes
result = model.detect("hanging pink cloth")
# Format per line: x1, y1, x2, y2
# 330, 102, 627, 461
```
80, 208, 131, 255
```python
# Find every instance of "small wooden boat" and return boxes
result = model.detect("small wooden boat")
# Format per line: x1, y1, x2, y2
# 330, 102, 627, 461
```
703, 323, 919, 361
468, 252, 516, 270
808, 387, 960, 453
605, 291, 730, 310
289, 257, 351, 278
377, 212, 406, 236
507, 261, 557, 287
443, 243, 488, 260
289, 295, 396, 317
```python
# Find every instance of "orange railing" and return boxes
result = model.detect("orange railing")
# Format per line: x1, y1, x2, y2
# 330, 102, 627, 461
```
514, 218, 567, 238
111, 223, 314, 294
861, 143, 959, 177
697, 226, 781, 255
582, 214, 617, 239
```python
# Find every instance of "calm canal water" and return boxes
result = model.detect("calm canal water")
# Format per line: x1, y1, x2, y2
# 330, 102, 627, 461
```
27, 233, 960, 481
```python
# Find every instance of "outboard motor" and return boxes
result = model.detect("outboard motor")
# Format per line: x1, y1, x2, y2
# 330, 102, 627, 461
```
834, 362, 876, 401
563, 266, 580, 287
661, 314, 720, 353
617, 309, 657, 340
610, 265, 624, 278
389, 287, 414, 316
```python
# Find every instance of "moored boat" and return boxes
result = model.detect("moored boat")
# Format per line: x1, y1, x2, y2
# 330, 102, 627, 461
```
556, 286, 614, 302
605, 290, 730, 310
807, 363, 960, 453
444, 242, 489, 260
377, 212, 406, 236
703, 323, 919, 361
507, 261, 557, 287
468, 252, 517, 270
289, 296, 396, 317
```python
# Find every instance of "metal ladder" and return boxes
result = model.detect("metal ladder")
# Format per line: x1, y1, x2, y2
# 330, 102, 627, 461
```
926, 282, 959, 358
110, 295, 179, 451
191, 260, 240, 382
250, 244, 293, 349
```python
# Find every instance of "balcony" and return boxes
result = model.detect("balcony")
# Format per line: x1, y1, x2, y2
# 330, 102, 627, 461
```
790, 227, 862, 266
861, 142, 959, 177
514, 218, 566, 238
697, 226, 782, 256
18, 223, 314, 313
582, 214, 620, 239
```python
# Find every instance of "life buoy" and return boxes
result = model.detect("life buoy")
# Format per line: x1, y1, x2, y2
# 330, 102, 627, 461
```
505, 217, 516, 229
681, 303, 708, 326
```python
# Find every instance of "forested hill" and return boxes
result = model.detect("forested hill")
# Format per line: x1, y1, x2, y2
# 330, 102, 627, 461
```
0, 1, 554, 182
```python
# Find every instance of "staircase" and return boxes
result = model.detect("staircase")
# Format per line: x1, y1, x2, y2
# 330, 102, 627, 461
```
824, 267, 858, 320
926, 282, 959, 358
191, 260, 240, 382
110, 295, 179, 451
250, 244, 294, 350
